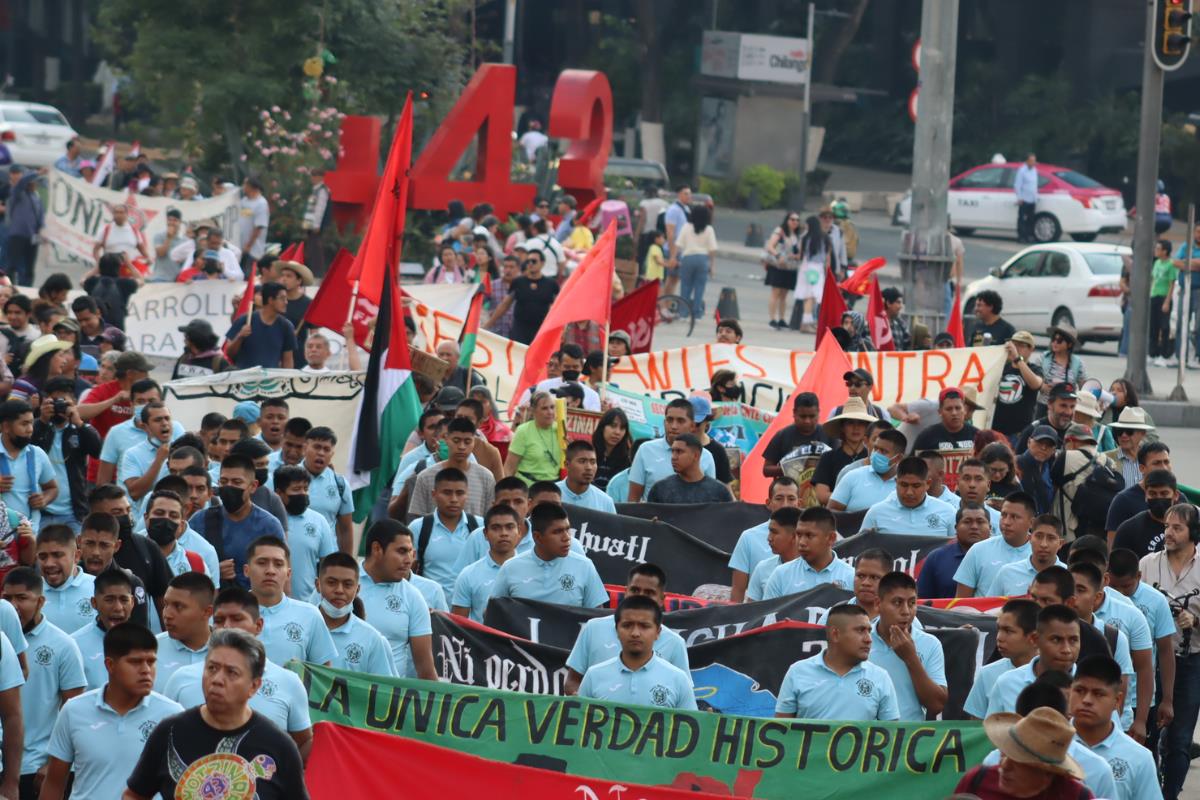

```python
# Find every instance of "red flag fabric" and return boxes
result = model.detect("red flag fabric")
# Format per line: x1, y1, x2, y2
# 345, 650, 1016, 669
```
740, 335, 852, 503
303, 247, 378, 350
610, 278, 660, 353
278, 242, 299, 262
947, 283, 966, 347
509, 221, 618, 410
815, 266, 847, 346
866, 277, 895, 351
305, 722, 735, 800
234, 263, 256, 321
348, 93, 413, 305
838, 256, 887, 295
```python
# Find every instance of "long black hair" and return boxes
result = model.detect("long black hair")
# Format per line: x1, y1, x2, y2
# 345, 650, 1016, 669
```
801, 215, 829, 260
777, 211, 802, 237
691, 204, 711, 235
592, 407, 633, 467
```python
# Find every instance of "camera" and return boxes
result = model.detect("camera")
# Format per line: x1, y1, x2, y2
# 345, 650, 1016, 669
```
52, 398, 67, 415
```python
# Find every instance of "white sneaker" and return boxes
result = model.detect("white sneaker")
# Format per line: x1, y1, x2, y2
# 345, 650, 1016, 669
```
1153, 356, 1168, 367
1166, 356, 1180, 368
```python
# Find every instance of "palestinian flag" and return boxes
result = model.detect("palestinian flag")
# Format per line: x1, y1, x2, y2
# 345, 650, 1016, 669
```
347, 265, 422, 524
457, 285, 485, 374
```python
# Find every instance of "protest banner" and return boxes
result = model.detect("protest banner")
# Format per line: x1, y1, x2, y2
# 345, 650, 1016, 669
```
604, 385, 774, 455
294, 663, 990, 798
121, 280, 245, 356
306, 723, 735, 800
605, 585, 721, 611
163, 368, 364, 474
43, 168, 240, 266
615, 501, 769, 555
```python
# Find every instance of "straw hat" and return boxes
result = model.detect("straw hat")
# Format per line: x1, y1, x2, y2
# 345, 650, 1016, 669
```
823, 396, 877, 439
1109, 406, 1154, 431
22, 335, 72, 372
1073, 392, 1102, 420
276, 260, 314, 287
983, 708, 1084, 780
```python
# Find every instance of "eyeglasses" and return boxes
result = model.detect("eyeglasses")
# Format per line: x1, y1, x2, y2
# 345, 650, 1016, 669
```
1052, 335, 1070, 344
1115, 428, 1135, 437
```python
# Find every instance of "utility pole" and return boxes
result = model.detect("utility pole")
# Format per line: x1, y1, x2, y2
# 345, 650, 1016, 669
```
797, 2, 815, 210
502, 0, 518, 64
1125, 0, 1166, 395
899, 0, 959, 332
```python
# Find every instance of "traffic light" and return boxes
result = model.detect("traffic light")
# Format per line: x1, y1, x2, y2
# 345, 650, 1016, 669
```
1154, 0, 1194, 71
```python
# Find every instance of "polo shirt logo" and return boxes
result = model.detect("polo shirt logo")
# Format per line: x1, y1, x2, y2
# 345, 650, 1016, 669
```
559, 575, 576, 591
345, 643, 363, 664
326, 485, 337, 498
385, 595, 403, 613
284, 622, 303, 642
304, 524, 316, 537
856, 678, 875, 697
1109, 757, 1129, 781
260, 679, 276, 697
926, 514, 943, 528
139, 720, 156, 742
34, 645, 52, 666
650, 685, 669, 706
76, 599, 92, 616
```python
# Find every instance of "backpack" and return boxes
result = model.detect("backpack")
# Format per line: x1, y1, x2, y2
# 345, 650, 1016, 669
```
90, 275, 126, 325
1065, 452, 1124, 537
415, 513, 479, 576
202, 506, 232, 587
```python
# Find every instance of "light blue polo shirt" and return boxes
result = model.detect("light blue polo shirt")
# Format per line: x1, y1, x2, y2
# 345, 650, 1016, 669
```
1078, 724, 1160, 800
207, 460, 222, 486
415, 511, 476, 599
746, 555, 785, 602
861, 493, 955, 537
556, 480, 617, 514
987, 657, 1075, 716
408, 573, 448, 612
948, 495, 1002, 535
775, 654, 900, 720
153, 631, 209, 691
0, 443, 53, 523
452, 555, 508, 622
300, 462, 354, 528
163, 543, 200, 577
45, 428, 74, 517
952, 535, 1032, 593
566, 615, 689, 678
628, 437, 715, 493
116, 439, 170, 519
258, 595, 338, 667
163, 658, 310, 732
981, 740, 1118, 800
46, 687, 182, 800
1088, 604, 1142, 729
19, 618, 85, 775
763, 555, 855, 600
177, 528, 220, 580
1128, 581, 1177, 669
931, 488, 961, 508
389, 445, 455, 496
358, 571, 432, 678
285, 507, 337, 598
0, 600, 26, 658
829, 467, 896, 513
578, 653, 697, 710
69, 623, 111, 690
42, 569, 96, 634
985, 557, 1066, 597
98, 418, 186, 469
728, 520, 770, 575
869, 621, 946, 721
963, 657, 1017, 718
491, 550, 608, 608
452, 520, 584, 572
328, 614, 397, 676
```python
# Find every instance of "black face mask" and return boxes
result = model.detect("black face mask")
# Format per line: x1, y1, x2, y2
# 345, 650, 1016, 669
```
8, 435, 30, 450
146, 518, 178, 547
1149, 497, 1174, 521
561, 370, 581, 383
285, 495, 309, 516
255, 469, 269, 487
116, 515, 134, 538
218, 486, 246, 513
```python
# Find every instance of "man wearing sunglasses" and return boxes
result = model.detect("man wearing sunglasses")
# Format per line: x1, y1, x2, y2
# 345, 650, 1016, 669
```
827, 369, 891, 423
485, 248, 559, 345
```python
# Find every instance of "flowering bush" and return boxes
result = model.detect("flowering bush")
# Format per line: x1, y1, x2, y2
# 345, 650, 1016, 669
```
242, 73, 346, 243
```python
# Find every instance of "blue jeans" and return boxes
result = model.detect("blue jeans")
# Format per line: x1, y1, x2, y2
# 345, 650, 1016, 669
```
1119, 304, 1130, 357
1163, 651, 1200, 799
678, 254, 709, 319
1175, 289, 1200, 360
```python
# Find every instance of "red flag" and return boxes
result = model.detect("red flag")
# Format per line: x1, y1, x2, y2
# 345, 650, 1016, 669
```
947, 283, 966, 347
509, 221, 618, 409
740, 335, 852, 503
610, 279, 660, 353
348, 93, 414, 305
867, 277, 895, 351
304, 248, 376, 349
222, 264, 257, 358
815, 266, 847, 346
278, 242, 299, 262
838, 256, 887, 295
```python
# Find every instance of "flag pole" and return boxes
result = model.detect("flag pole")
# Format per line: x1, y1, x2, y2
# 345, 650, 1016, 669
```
344, 280, 360, 370
599, 316, 611, 406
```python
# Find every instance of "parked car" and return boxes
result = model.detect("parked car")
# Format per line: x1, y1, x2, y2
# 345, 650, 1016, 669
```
893, 161, 1127, 243
600, 157, 714, 219
961, 243, 1128, 343
0, 101, 79, 168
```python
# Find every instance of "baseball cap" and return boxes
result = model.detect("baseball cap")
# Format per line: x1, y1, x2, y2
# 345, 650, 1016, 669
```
1064, 423, 1097, 443
178, 319, 216, 339
688, 395, 713, 423
79, 353, 99, 374
1010, 331, 1036, 347
99, 327, 127, 352
1030, 425, 1059, 444
434, 386, 466, 412
1048, 382, 1077, 401
842, 368, 874, 386
608, 330, 632, 350
551, 383, 585, 403
114, 350, 152, 373
53, 318, 80, 334
938, 386, 966, 404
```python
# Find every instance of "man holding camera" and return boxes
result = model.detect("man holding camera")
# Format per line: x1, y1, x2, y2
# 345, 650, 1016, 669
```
32, 377, 101, 533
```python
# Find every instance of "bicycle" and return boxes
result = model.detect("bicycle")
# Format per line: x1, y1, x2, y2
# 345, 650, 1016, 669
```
656, 294, 696, 336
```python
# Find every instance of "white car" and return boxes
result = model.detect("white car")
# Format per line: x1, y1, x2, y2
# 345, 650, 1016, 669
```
962, 243, 1127, 343
893, 161, 1128, 243
0, 101, 79, 168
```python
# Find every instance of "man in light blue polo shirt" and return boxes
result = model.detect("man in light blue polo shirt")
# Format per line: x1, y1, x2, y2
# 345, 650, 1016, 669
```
776, 604, 900, 720
861, 455, 955, 536
746, 506, 805, 603
36, 525, 96, 634
869, 571, 947, 720
1070, 654, 1160, 800
491, 504, 608, 608
565, 563, 688, 694
1, 566, 85, 791
95, 380, 185, 488
299, 426, 354, 552
452, 505, 523, 623
411, 467, 480, 600
626, 398, 715, 502
955, 458, 1002, 535
316, 552, 396, 675
963, 598, 1039, 718
828, 429, 907, 514
728, 476, 800, 603
557, 440, 617, 514
763, 507, 854, 599
358, 520, 438, 680
987, 604, 1082, 715
274, 465, 337, 598
0, 398, 58, 529
243, 535, 336, 667
70, 569, 136, 690
577, 594, 696, 710
954, 491, 1037, 597
986, 514, 1066, 597
161, 588, 313, 755
154, 572, 213, 690
42, 623, 183, 800
117, 402, 175, 520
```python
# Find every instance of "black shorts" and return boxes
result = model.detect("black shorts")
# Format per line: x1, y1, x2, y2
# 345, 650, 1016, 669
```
764, 266, 798, 290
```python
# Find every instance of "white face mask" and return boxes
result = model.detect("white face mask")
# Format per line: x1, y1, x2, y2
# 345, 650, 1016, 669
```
319, 598, 354, 619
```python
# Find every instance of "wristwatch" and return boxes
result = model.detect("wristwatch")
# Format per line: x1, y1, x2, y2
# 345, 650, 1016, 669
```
1014, 356, 1024, 363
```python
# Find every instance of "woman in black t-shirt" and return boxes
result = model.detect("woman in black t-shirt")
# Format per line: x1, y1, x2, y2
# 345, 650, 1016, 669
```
592, 408, 632, 490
